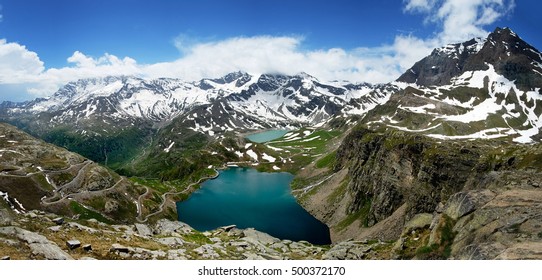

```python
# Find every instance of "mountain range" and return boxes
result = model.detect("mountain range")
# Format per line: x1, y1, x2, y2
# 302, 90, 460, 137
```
1, 27, 542, 260
1, 28, 540, 152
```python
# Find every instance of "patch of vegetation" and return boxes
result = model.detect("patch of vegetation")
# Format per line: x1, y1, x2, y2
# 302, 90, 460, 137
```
49, 172, 75, 186
326, 179, 348, 204
336, 197, 371, 231
44, 126, 151, 170
315, 151, 337, 169
415, 215, 456, 259
69, 201, 112, 224
183, 231, 212, 245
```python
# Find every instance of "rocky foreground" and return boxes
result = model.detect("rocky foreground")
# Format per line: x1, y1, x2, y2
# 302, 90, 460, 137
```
0, 208, 391, 260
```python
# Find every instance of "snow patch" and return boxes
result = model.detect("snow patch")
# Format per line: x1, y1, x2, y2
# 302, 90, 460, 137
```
246, 150, 258, 161
164, 142, 175, 153
261, 153, 276, 163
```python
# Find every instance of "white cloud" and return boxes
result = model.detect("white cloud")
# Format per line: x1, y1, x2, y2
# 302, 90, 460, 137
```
404, 0, 437, 13
0, 1, 516, 100
0, 39, 44, 83
405, 0, 516, 43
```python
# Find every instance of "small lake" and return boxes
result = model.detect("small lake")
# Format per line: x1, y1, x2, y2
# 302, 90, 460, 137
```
176, 167, 331, 245
245, 129, 289, 143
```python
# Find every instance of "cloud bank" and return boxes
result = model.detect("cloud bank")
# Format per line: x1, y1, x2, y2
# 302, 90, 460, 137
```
0, 0, 515, 100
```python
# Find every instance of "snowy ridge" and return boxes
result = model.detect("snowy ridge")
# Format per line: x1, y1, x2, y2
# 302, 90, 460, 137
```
434, 37, 486, 59
5, 71, 395, 137
372, 63, 542, 143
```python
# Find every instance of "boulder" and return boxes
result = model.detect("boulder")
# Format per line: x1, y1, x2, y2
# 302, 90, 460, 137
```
83, 244, 92, 251
230, 241, 250, 248
0, 227, 73, 260
156, 237, 184, 247
29, 243, 73, 260
0, 209, 13, 226
110, 243, 130, 253
67, 222, 98, 234
194, 244, 219, 259
52, 217, 64, 225
66, 240, 81, 250
135, 223, 153, 237
47, 226, 62, 232
403, 213, 433, 234
153, 219, 193, 235
444, 190, 495, 220
243, 252, 266, 260
241, 228, 279, 245
219, 225, 236, 232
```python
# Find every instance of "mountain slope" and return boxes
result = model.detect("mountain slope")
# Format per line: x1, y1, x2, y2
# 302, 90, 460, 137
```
365, 27, 542, 143
0, 71, 394, 175
0, 122, 140, 223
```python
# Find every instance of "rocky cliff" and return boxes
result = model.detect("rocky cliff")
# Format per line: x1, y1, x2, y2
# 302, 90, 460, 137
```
298, 125, 542, 259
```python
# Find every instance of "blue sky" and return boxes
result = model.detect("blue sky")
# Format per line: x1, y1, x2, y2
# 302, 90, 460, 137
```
0, 0, 539, 101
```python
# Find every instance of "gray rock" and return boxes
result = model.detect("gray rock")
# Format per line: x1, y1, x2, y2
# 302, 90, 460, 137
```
156, 237, 184, 247
403, 213, 433, 234
153, 219, 193, 236
29, 243, 73, 260
0, 227, 45, 243
270, 242, 288, 252
24, 212, 38, 219
167, 249, 187, 260
0, 209, 13, 226
0, 237, 19, 247
66, 240, 81, 250
47, 225, 62, 232
347, 246, 369, 259
110, 243, 130, 253
83, 244, 92, 251
194, 244, 220, 259
230, 241, 250, 248
1, 256, 10, 260
227, 228, 244, 237
135, 223, 153, 237
52, 217, 64, 225
209, 237, 222, 243
260, 253, 283, 260
67, 222, 98, 234
323, 242, 356, 260
241, 228, 280, 245
288, 242, 306, 250
243, 252, 266, 260
444, 190, 495, 220
219, 225, 236, 232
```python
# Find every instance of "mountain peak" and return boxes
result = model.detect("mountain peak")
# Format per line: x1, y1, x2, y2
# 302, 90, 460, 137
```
397, 27, 542, 88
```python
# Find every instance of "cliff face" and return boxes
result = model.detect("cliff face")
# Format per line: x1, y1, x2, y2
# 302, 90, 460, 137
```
299, 126, 542, 259
334, 128, 482, 226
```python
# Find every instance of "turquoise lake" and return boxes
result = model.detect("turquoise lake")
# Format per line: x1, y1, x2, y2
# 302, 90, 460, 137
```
245, 130, 289, 143
176, 168, 331, 245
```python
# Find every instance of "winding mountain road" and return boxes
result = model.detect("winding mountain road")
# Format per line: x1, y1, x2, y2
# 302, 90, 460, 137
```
136, 168, 219, 223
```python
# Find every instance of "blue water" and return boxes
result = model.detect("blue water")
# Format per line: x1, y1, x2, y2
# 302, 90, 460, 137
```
245, 130, 289, 143
176, 168, 331, 245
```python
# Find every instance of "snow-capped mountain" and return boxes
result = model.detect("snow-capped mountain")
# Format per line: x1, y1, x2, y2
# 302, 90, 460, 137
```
1, 70, 392, 137
366, 27, 542, 143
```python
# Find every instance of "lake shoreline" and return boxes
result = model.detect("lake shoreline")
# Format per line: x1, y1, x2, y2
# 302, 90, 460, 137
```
176, 167, 331, 245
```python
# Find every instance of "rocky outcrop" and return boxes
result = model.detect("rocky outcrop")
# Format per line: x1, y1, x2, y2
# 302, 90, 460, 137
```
0, 206, 387, 260
332, 128, 482, 231
0, 226, 73, 260
298, 125, 542, 259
